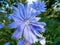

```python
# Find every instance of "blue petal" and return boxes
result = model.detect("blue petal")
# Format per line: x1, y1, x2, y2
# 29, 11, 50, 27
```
31, 22, 46, 32
31, 26, 45, 41
31, 22, 46, 28
25, 5, 32, 18
12, 6, 18, 13
24, 26, 38, 44
4, 42, 10, 45
12, 6, 20, 17
12, 25, 24, 40
8, 14, 23, 21
0, 24, 4, 28
8, 21, 20, 29
18, 3, 25, 19
33, 26, 45, 32
12, 6, 23, 20
31, 26, 41, 37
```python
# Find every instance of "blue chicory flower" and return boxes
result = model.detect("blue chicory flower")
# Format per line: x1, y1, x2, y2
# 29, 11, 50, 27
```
26, 0, 46, 14
0, 24, 4, 28
8, 2, 46, 45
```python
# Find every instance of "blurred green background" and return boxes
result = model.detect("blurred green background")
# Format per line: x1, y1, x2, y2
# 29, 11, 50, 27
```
0, 0, 60, 45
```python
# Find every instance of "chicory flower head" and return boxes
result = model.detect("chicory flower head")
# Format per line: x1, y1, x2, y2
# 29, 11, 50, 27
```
8, 1, 46, 45
26, 0, 46, 14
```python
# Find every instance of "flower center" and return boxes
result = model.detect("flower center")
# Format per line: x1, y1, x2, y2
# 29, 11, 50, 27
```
24, 20, 30, 26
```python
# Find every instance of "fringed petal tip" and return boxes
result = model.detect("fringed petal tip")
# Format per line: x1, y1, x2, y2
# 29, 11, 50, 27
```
12, 6, 18, 11
8, 14, 14, 20
39, 37, 46, 45
8, 22, 17, 29
35, 17, 41, 21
